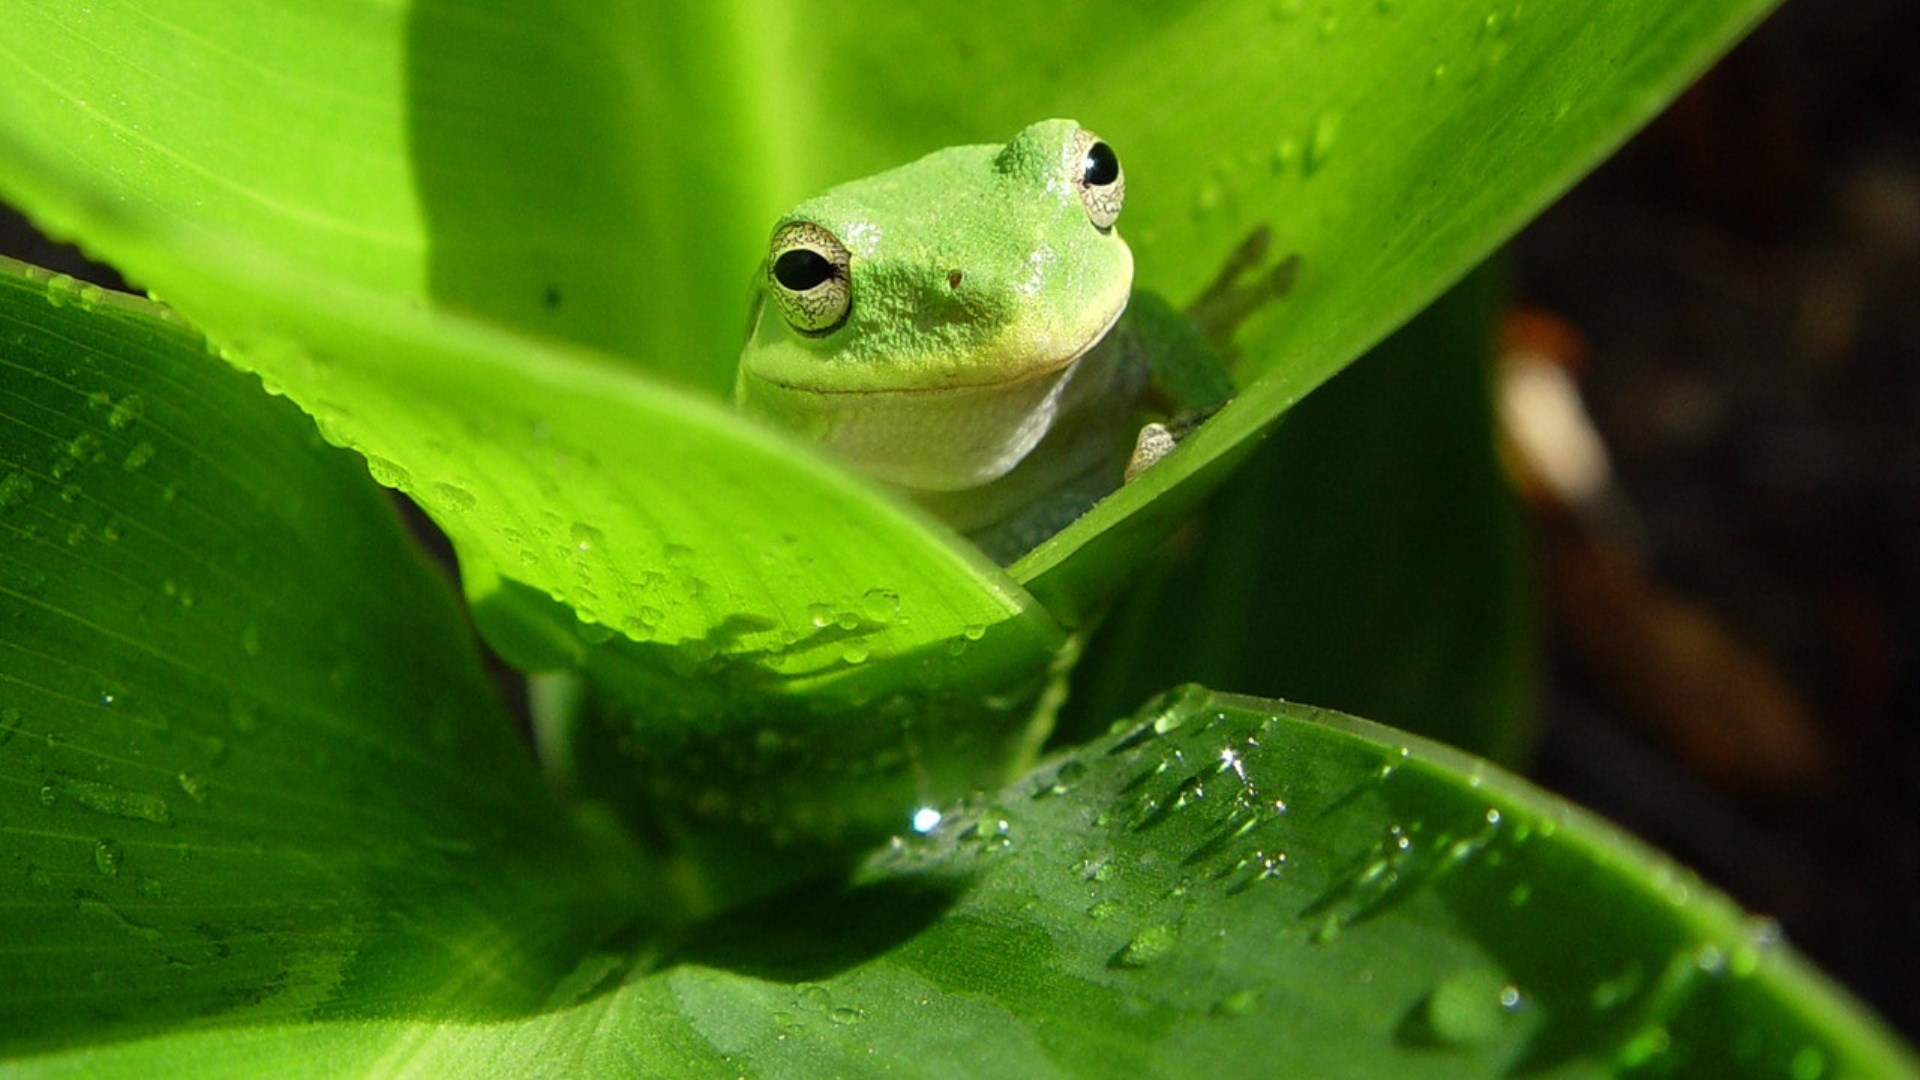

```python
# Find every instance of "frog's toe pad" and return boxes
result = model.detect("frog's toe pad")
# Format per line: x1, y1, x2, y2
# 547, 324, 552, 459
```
1124, 422, 1178, 484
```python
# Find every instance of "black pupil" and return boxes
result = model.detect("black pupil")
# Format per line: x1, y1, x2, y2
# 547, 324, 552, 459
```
773, 248, 836, 291
1083, 141, 1119, 187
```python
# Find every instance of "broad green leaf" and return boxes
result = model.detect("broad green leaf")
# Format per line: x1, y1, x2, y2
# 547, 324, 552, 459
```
0, 0, 1780, 843
12, 684, 1915, 1077
1066, 266, 1538, 763
0, 1, 763, 392
988, 1, 1784, 614
0, 257, 638, 1054
0, 6, 1074, 843
0, 0, 1783, 635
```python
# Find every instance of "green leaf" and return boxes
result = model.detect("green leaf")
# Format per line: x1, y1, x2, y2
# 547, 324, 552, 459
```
0, 0, 1781, 839
989, 0, 1784, 612
12, 683, 1915, 1077
0, 257, 637, 1054
0, 0, 1782, 622
1066, 265, 1538, 763
0, 9, 1073, 844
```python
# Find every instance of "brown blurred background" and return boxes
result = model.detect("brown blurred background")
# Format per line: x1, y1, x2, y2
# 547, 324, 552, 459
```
1512, 0, 1920, 1039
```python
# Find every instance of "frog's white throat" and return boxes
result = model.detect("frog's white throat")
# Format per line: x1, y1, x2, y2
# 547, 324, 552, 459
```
813, 308, 1128, 493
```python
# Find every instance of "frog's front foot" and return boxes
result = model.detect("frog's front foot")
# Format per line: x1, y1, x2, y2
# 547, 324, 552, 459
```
1124, 422, 1178, 483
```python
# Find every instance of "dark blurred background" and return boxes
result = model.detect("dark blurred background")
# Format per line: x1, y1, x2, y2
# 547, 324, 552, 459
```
1513, 0, 1920, 1040
3, 0, 1914, 1043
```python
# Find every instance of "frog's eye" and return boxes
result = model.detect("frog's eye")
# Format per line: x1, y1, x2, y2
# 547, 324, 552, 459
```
1073, 128, 1125, 232
767, 221, 852, 335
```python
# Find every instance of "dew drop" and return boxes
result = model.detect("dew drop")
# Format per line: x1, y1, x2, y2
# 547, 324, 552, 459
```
1589, 965, 1642, 1011
1693, 943, 1726, 974
1789, 1046, 1828, 1080
860, 588, 901, 622
434, 483, 478, 512
44, 273, 81, 308
1077, 854, 1113, 883
176, 772, 209, 804
62, 777, 172, 823
910, 806, 942, 833
94, 838, 124, 877
67, 432, 103, 465
1311, 911, 1343, 944
1428, 960, 1512, 1037
1305, 111, 1342, 175
1270, 137, 1300, 174
1112, 924, 1179, 968
162, 578, 196, 608
106, 394, 145, 431
1617, 1025, 1671, 1068
570, 522, 604, 552
0, 471, 33, 510
1212, 987, 1262, 1016
1037, 760, 1087, 797
363, 455, 412, 490
1192, 179, 1223, 217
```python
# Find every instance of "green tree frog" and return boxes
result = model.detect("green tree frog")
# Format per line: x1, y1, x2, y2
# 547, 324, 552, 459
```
737, 118, 1240, 562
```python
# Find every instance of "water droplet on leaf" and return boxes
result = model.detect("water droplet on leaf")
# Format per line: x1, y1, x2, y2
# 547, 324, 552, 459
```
94, 838, 123, 877
1112, 924, 1180, 968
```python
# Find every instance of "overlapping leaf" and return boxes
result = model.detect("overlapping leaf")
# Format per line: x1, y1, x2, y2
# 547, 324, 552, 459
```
0, 258, 637, 1055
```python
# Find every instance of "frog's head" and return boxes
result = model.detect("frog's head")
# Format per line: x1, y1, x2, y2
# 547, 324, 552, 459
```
737, 119, 1133, 491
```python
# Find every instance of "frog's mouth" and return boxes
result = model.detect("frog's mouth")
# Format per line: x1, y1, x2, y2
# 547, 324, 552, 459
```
761, 295, 1128, 398
742, 297, 1127, 492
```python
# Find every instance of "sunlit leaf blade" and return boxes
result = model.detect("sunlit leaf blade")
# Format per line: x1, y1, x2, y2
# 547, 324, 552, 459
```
0, 257, 636, 1055
11, 686, 1915, 1077
0, 0, 1784, 640
0, 9, 1070, 794
0, 0, 770, 392
1066, 267, 1538, 763
966, 1, 1786, 612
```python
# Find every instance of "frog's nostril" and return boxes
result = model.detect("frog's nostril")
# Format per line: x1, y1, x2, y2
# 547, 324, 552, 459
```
947, 269, 964, 290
